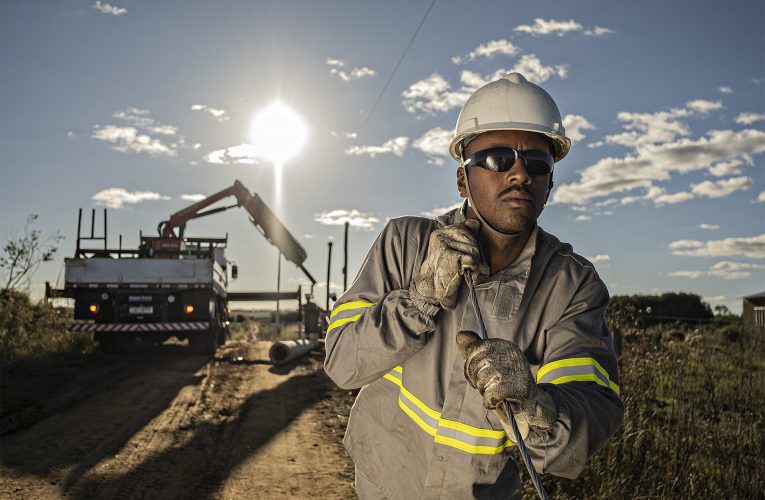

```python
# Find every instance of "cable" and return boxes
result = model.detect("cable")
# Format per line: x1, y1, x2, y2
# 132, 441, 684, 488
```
465, 270, 549, 500
363, 0, 437, 125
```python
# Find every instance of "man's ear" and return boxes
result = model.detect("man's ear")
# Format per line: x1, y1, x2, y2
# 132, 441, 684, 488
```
457, 167, 468, 198
544, 175, 554, 205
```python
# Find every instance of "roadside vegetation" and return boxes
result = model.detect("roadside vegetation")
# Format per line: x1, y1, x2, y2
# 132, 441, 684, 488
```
522, 295, 764, 498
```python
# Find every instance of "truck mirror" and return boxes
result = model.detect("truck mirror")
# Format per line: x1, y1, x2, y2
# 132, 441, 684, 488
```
231, 265, 238, 279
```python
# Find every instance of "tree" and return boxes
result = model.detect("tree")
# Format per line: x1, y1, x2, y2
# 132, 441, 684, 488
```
1, 214, 63, 295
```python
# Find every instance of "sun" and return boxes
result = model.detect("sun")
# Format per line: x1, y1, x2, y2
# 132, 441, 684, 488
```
249, 101, 308, 164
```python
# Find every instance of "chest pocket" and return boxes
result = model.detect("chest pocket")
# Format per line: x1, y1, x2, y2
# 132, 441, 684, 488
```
488, 282, 520, 320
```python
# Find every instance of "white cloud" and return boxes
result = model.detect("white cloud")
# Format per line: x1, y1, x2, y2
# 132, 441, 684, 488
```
345, 137, 409, 158
703, 295, 726, 302
331, 131, 358, 139
205, 143, 259, 165
691, 176, 753, 198
326, 57, 376, 81
412, 127, 452, 165
91, 125, 176, 156
669, 233, 765, 259
670, 261, 765, 280
402, 60, 567, 116
575, 215, 592, 221
709, 261, 765, 279
685, 99, 723, 114
667, 270, 705, 279
190, 104, 229, 122
553, 128, 765, 205
313, 209, 380, 231
180, 194, 206, 202
513, 18, 612, 37
669, 239, 704, 250
735, 112, 765, 125
452, 39, 520, 65
718, 86, 733, 94
420, 201, 463, 219
583, 26, 614, 36
192, 143, 202, 150
563, 114, 596, 142
758, 191, 765, 202
303, 234, 315, 239
92, 188, 169, 209
698, 223, 720, 230
93, 1, 126, 16
509, 54, 568, 84
586, 254, 610, 263
514, 18, 583, 36
709, 159, 745, 177
653, 190, 694, 205
91, 108, 181, 157
401, 73, 472, 115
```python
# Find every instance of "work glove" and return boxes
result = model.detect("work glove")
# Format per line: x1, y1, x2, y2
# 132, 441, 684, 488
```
456, 330, 557, 441
411, 219, 488, 313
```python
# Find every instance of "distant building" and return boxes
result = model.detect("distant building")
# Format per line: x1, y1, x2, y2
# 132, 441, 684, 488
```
742, 291, 765, 329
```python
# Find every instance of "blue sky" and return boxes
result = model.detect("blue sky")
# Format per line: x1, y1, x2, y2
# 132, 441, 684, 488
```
1, 0, 764, 313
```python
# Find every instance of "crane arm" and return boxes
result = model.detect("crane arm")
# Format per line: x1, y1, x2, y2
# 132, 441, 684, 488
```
158, 180, 316, 284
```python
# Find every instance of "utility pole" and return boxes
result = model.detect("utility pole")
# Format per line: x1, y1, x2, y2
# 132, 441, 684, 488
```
326, 240, 333, 311
343, 221, 349, 291
276, 251, 282, 337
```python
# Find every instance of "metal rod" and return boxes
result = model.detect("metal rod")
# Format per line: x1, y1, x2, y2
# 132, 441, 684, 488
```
103, 209, 108, 249
326, 241, 333, 311
76, 208, 82, 256
464, 271, 548, 500
90, 208, 95, 238
343, 221, 349, 291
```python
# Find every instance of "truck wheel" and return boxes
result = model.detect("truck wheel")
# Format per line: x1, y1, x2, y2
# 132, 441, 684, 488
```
189, 331, 216, 355
99, 333, 135, 353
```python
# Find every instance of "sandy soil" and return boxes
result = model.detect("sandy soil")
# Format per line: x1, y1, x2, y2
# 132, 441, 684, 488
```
0, 340, 357, 499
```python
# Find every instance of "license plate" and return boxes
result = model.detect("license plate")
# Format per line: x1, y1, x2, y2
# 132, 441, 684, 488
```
129, 306, 153, 315
128, 295, 152, 302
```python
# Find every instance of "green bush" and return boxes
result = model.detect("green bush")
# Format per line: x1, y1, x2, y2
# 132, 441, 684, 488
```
0, 291, 95, 366
521, 322, 764, 497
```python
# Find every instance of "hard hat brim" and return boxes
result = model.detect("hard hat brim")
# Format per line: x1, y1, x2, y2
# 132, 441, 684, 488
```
449, 125, 571, 163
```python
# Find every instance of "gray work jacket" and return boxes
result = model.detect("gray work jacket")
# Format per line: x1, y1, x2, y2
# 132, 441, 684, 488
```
324, 205, 623, 499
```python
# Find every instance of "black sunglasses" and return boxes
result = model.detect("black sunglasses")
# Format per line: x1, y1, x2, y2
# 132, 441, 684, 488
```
462, 147, 554, 176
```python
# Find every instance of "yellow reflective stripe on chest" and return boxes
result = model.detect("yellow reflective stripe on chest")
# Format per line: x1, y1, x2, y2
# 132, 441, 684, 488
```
327, 301, 375, 333
382, 367, 513, 455
536, 357, 620, 396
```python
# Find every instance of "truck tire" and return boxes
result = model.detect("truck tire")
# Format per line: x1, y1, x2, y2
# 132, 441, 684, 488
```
189, 331, 217, 355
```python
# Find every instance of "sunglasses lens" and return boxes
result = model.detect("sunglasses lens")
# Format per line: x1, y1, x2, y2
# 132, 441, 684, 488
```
524, 158, 552, 176
482, 154, 513, 172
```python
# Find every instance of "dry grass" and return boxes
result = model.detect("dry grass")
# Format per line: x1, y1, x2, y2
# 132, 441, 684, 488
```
522, 323, 765, 499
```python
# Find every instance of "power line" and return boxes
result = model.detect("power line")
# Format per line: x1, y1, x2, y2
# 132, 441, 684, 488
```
364, 0, 437, 125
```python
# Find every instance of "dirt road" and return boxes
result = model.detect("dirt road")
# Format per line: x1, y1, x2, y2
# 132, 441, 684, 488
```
0, 340, 357, 499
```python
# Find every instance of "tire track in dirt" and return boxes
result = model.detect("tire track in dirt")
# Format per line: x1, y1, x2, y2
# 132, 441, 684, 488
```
1, 341, 356, 499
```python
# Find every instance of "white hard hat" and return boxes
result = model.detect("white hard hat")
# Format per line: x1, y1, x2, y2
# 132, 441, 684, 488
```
449, 72, 571, 162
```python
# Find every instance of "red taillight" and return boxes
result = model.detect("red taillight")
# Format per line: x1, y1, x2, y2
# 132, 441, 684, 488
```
88, 304, 99, 314
184, 305, 194, 314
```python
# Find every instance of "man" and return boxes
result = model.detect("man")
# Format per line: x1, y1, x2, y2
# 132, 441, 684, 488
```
324, 73, 623, 499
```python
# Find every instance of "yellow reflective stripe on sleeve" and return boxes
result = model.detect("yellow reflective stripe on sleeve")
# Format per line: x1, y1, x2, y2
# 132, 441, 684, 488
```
381, 366, 513, 455
434, 435, 512, 455
330, 300, 375, 319
536, 357, 620, 396
438, 418, 507, 439
326, 314, 362, 333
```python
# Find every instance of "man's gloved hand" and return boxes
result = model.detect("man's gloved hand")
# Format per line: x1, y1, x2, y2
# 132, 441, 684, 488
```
456, 330, 557, 441
411, 219, 488, 312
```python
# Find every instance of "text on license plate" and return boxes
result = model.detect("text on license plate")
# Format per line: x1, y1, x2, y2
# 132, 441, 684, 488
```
129, 306, 154, 315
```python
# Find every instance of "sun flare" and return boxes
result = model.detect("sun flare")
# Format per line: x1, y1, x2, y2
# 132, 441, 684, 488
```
250, 101, 308, 164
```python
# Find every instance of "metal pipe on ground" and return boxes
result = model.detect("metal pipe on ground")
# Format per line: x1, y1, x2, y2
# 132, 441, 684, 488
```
268, 339, 322, 365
